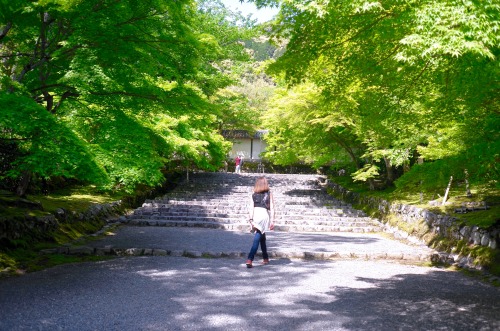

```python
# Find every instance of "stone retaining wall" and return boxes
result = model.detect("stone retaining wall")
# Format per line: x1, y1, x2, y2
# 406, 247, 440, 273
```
326, 181, 499, 268
0, 201, 126, 244
0, 173, 182, 247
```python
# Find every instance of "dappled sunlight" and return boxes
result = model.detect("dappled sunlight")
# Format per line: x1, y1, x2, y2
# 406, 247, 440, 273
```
1, 257, 499, 330
202, 314, 246, 327
293, 265, 499, 330
128, 258, 337, 329
137, 269, 180, 278
34, 186, 122, 211
131, 258, 445, 330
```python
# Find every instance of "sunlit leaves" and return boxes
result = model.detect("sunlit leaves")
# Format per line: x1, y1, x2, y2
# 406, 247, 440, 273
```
397, 1, 500, 62
261, 0, 499, 188
352, 164, 380, 182
1, 0, 253, 193
0, 92, 106, 182
261, 81, 358, 167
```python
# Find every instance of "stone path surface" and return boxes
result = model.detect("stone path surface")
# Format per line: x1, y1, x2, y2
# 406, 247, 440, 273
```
1, 172, 500, 330
1, 257, 499, 331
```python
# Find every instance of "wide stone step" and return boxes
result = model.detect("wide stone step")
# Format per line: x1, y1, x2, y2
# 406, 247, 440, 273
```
125, 218, 381, 233
132, 212, 359, 221
147, 196, 340, 203
132, 208, 359, 218
280, 218, 379, 226
137, 203, 348, 213
140, 199, 352, 208
133, 204, 361, 216
127, 219, 241, 229
273, 225, 380, 233
130, 209, 372, 222
128, 220, 380, 233
128, 215, 376, 224
130, 215, 243, 222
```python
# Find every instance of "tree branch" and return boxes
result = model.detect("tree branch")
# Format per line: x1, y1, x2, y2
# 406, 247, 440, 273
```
0, 137, 33, 141
331, 12, 392, 50
53, 90, 79, 113
89, 91, 159, 101
30, 83, 74, 92
327, 130, 361, 169
115, 9, 165, 27
0, 22, 12, 41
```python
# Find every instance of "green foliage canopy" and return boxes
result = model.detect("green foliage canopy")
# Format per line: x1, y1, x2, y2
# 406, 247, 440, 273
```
0, 0, 254, 193
260, 0, 499, 189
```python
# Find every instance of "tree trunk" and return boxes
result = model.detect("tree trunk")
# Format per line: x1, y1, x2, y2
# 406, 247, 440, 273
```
368, 178, 375, 191
16, 171, 32, 197
327, 131, 361, 170
384, 157, 394, 186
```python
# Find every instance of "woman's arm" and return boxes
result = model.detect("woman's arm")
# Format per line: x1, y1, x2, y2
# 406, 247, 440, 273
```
269, 192, 275, 230
248, 195, 255, 232
248, 195, 254, 221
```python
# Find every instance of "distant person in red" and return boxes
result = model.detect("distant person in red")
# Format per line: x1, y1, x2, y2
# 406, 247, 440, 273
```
235, 155, 242, 173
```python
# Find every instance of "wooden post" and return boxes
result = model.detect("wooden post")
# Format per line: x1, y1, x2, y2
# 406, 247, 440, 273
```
464, 169, 472, 197
420, 180, 423, 204
442, 176, 453, 206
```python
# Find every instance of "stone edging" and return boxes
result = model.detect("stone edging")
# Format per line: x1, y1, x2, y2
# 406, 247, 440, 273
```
40, 244, 435, 263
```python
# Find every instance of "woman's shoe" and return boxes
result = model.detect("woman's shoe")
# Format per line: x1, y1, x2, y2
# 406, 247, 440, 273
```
262, 259, 269, 265
246, 260, 253, 268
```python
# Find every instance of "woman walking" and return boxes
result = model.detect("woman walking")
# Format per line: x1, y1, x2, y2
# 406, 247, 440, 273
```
246, 176, 275, 268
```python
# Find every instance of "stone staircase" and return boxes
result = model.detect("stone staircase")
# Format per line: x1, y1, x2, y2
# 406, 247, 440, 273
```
47, 172, 438, 264
126, 172, 382, 233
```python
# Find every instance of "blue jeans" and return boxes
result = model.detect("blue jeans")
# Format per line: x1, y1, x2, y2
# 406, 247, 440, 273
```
247, 230, 268, 261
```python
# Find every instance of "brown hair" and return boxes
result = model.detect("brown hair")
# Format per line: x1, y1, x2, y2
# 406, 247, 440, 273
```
253, 176, 270, 193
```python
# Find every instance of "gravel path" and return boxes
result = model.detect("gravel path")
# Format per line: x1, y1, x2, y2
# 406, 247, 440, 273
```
0, 257, 499, 331
1, 226, 500, 330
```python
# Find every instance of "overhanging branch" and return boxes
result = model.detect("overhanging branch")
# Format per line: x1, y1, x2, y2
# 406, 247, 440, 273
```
89, 91, 159, 101
0, 22, 12, 41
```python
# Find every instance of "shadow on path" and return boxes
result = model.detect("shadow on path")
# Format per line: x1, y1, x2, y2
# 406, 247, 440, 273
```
0, 257, 498, 330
